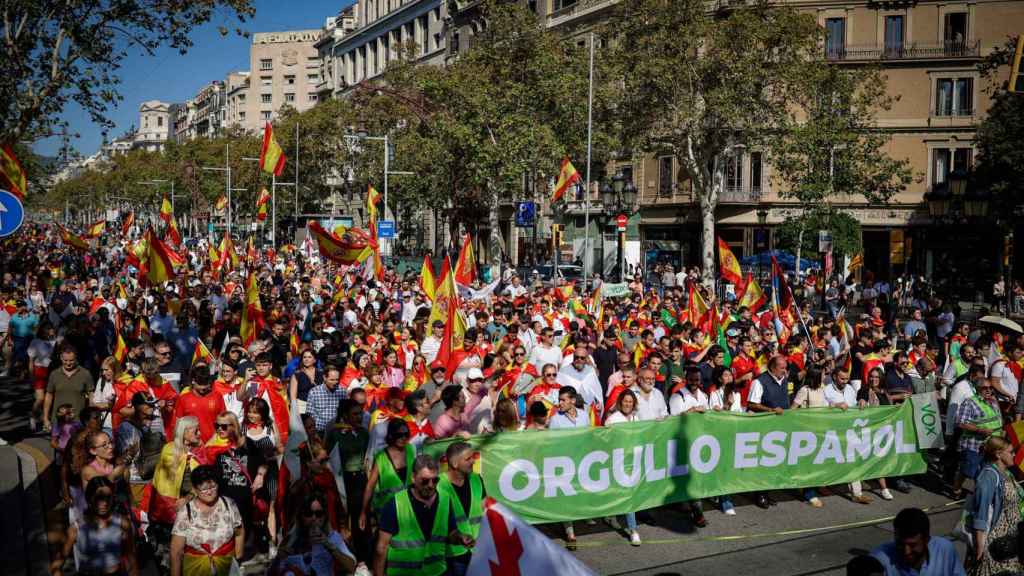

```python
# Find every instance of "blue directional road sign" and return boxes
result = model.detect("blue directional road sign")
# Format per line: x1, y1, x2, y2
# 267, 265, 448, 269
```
377, 219, 396, 239
0, 189, 25, 238
515, 201, 536, 227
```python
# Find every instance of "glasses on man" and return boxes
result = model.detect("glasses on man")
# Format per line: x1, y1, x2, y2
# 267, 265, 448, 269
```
543, 372, 557, 378
418, 477, 439, 486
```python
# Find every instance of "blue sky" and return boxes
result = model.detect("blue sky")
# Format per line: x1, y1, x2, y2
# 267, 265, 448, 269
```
34, 0, 351, 158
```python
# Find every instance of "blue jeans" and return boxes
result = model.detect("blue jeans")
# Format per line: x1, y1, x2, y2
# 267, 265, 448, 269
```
803, 488, 818, 501
619, 512, 637, 531
720, 496, 734, 512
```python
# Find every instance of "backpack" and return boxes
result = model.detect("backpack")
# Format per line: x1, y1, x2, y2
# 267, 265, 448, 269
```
131, 421, 165, 480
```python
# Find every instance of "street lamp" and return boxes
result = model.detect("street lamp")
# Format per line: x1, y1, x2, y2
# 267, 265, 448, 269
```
599, 169, 639, 282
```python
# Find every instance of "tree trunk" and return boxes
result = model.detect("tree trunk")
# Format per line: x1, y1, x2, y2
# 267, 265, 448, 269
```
488, 194, 502, 281
795, 220, 805, 279
701, 196, 716, 289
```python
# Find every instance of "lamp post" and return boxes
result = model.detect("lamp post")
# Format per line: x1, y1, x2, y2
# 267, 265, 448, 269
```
756, 208, 769, 282
599, 169, 639, 282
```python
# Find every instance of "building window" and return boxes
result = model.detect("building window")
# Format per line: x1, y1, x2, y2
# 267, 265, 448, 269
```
261, 94, 272, 104
309, 93, 318, 102
658, 156, 673, 197
932, 148, 972, 186
239, 111, 246, 121
750, 152, 763, 193
825, 18, 845, 59
238, 94, 245, 102
285, 75, 295, 85
433, 7, 441, 22
884, 15, 904, 58
307, 73, 319, 83
262, 111, 272, 120
944, 12, 968, 55
556, 0, 577, 10
260, 76, 272, 86
935, 77, 973, 116
285, 93, 295, 103
260, 58, 273, 71
725, 153, 743, 191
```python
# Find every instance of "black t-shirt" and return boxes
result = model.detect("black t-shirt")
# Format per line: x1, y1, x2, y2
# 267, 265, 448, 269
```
379, 488, 457, 539
216, 439, 265, 522
850, 344, 870, 380
450, 476, 486, 518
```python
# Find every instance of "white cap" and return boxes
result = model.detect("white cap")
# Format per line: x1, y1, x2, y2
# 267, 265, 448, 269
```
467, 368, 485, 380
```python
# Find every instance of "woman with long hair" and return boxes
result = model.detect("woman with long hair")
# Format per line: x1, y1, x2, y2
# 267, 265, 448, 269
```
492, 396, 520, 433
91, 356, 121, 433
381, 348, 405, 389
965, 436, 1022, 574
244, 397, 280, 556
149, 416, 204, 536
211, 410, 268, 560
605, 389, 642, 545
709, 366, 742, 413
289, 349, 323, 407
340, 349, 370, 390
271, 491, 357, 576
359, 419, 414, 531
80, 430, 127, 494
169, 465, 244, 576
857, 367, 893, 500
54, 476, 138, 576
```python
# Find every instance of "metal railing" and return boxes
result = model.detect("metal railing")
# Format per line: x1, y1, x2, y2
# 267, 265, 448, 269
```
719, 186, 762, 204
932, 107, 976, 118
825, 39, 980, 62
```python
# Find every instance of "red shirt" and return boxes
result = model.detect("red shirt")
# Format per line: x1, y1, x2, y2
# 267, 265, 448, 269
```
174, 390, 226, 442
731, 354, 756, 381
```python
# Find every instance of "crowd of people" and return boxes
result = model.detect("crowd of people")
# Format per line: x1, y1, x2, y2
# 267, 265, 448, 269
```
0, 221, 1022, 576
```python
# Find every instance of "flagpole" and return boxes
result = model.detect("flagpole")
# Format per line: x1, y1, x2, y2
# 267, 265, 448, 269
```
272, 173, 277, 247
583, 31, 595, 285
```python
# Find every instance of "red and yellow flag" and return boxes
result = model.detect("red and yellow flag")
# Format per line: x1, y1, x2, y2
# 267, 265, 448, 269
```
428, 258, 455, 328
192, 339, 213, 367
737, 272, 766, 312
551, 157, 580, 203
121, 212, 134, 237
289, 331, 301, 358
367, 185, 381, 220
717, 236, 743, 285
453, 233, 476, 286
255, 188, 271, 222
218, 232, 238, 272
366, 219, 384, 281
240, 273, 265, 347
113, 332, 128, 364
0, 144, 27, 199
419, 255, 436, 301
85, 220, 106, 239
159, 195, 173, 224
306, 221, 373, 265
214, 195, 228, 212
687, 283, 710, 329
143, 228, 177, 286
259, 122, 286, 176
57, 224, 90, 251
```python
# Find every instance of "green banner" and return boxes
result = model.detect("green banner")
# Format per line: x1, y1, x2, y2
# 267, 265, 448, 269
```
423, 403, 926, 524
601, 282, 630, 298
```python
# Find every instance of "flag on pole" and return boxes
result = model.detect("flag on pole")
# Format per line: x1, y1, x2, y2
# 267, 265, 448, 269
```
848, 253, 864, 272
687, 283, 710, 328
367, 185, 381, 220
551, 157, 581, 204
121, 212, 134, 237
256, 187, 271, 222
467, 498, 596, 576
192, 339, 213, 367
113, 332, 128, 364
159, 195, 173, 225
57, 224, 90, 251
143, 228, 177, 286
259, 122, 286, 176
419, 255, 436, 301
306, 221, 373, 265
454, 233, 476, 286
0, 144, 28, 199
214, 194, 228, 213
717, 236, 743, 285
365, 219, 384, 282
240, 273, 265, 347
85, 220, 106, 239
436, 287, 469, 380
736, 272, 766, 312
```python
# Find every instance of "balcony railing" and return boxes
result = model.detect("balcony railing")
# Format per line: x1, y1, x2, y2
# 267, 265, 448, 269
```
719, 186, 762, 204
825, 39, 980, 62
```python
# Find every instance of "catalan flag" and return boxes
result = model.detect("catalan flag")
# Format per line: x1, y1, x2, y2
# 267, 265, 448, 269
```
0, 144, 27, 199
240, 273, 265, 347
717, 236, 743, 285
85, 220, 106, 239
57, 224, 90, 251
256, 188, 271, 222
259, 122, 286, 176
192, 339, 213, 367
306, 221, 372, 265
551, 157, 580, 203
453, 233, 476, 286
419, 255, 436, 301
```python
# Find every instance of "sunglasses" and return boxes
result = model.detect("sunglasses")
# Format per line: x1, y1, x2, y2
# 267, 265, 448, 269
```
544, 372, 557, 377
418, 477, 439, 486
215, 423, 231, 430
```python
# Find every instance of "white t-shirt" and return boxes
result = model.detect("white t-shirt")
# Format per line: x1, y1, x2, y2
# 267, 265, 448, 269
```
823, 382, 858, 408
946, 379, 974, 436
528, 344, 563, 375
557, 364, 604, 414
278, 532, 355, 576
990, 360, 1019, 401
92, 377, 118, 430
26, 338, 56, 368
605, 411, 639, 426
669, 387, 709, 415
420, 336, 442, 364
710, 388, 744, 413
630, 386, 668, 421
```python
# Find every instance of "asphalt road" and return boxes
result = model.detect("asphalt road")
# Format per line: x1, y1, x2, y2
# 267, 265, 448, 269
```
547, 480, 965, 576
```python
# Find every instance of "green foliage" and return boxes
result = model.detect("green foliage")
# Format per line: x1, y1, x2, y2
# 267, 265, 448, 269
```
1, 0, 255, 145
774, 209, 862, 258
976, 37, 1024, 217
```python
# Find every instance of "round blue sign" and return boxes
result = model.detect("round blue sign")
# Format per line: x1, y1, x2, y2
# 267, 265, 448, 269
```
0, 189, 25, 238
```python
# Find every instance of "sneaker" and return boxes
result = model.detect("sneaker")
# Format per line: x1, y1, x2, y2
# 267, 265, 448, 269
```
880, 489, 894, 501
724, 508, 737, 516
852, 495, 872, 505
565, 526, 575, 541
629, 531, 641, 546
809, 497, 824, 508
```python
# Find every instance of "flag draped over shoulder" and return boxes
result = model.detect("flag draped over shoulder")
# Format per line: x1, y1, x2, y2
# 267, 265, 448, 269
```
240, 273, 265, 347
57, 224, 90, 251
259, 122, 286, 176
551, 157, 581, 204
454, 233, 476, 286
0, 144, 27, 199
717, 236, 743, 285
306, 221, 372, 265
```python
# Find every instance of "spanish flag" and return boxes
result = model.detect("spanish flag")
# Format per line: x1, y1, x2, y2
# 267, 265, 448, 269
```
113, 332, 128, 364
214, 194, 228, 213
717, 236, 743, 285
419, 255, 436, 301
57, 224, 90, 251
121, 212, 134, 237
256, 187, 271, 222
219, 232, 238, 272
688, 283, 710, 329
290, 331, 300, 358
453, 233, 476, 286
736, 272, 766, 312
159, 196, 181, 246
366, 219, 384, 281
551, 157, 580, 203
0, 144, 27, 199
143, 228, 177, 286
85, 220, 106, 239
259, 122, 286, 176
367, 185, 381, 220
427, 258, 455, 328
240, 273, 265, 347
192, 339, 213, 367
306, 221, 373, 265
848, 253, 864, 272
